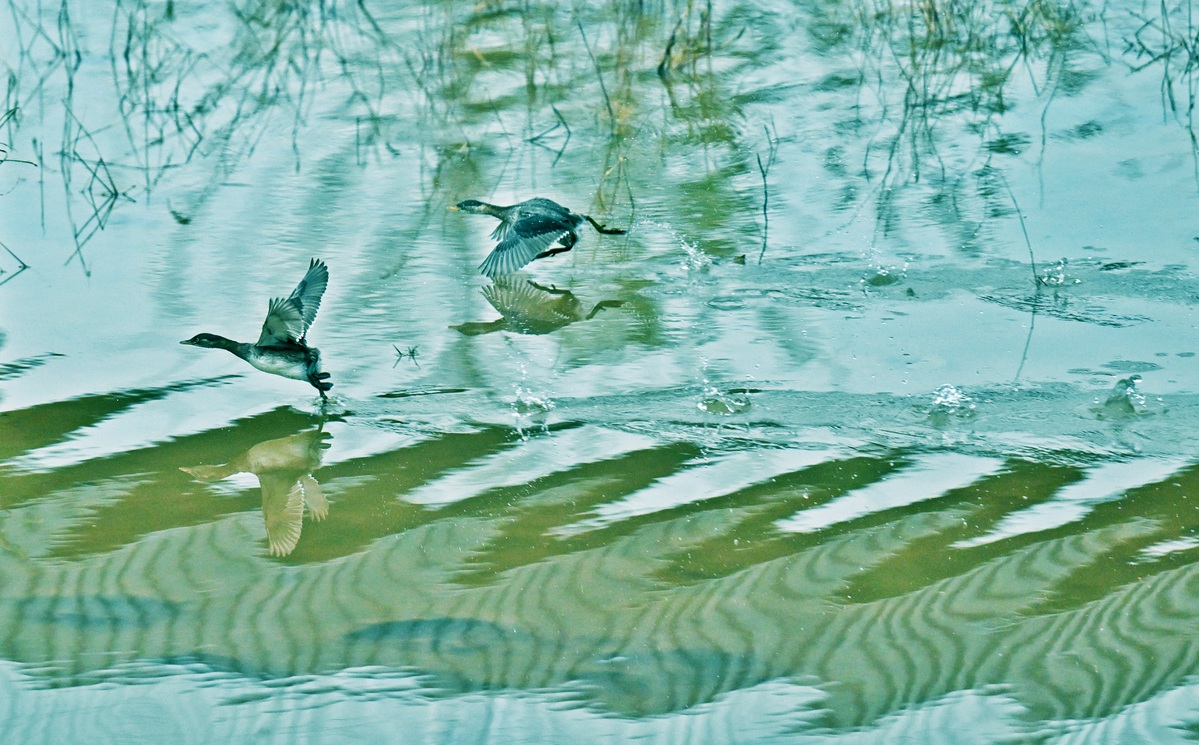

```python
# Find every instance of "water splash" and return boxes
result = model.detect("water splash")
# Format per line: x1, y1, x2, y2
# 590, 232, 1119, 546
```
511, 385, 554, 438
1039, 258, 1081, 287
928, 384, 976, 424
698, 380, 751, 415
1095, 374, 1148, 419
666, 226, 711, 272
861, 261, 908, 288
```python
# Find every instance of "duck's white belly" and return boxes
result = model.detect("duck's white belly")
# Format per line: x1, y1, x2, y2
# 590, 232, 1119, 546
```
244, 349, 311, 380
249, 358, 307, 380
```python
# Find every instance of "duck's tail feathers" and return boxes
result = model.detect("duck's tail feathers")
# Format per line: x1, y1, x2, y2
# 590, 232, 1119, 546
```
583, 215, 627, 235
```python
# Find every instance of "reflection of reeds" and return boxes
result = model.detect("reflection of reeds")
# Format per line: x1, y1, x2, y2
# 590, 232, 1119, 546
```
1126, 0, 1199, 182
0, 107, 33, 285
6, 0, 767, 276
0, 238, 29, 288
656, 0, 715, 78
4, 0, 403, 263
755, 123, 778, 264
1128, 0, 1199, 73
0, 107, 35, 169
796, 0, 1098, 255
61, 107, 129, 273
576, 21, 616, 134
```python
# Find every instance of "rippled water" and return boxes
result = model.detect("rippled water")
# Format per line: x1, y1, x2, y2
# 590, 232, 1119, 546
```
3, 0, 1199, 741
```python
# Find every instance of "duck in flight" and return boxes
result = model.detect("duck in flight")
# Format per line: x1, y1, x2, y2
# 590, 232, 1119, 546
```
181, 258, 333, 400
449, 197, 626, 278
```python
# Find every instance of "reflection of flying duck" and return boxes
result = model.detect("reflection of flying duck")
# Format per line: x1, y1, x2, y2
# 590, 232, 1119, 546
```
449, 198, 626, 277
452, 278, 625, 336
182, 429, 330, 557
181, 259, 333, 400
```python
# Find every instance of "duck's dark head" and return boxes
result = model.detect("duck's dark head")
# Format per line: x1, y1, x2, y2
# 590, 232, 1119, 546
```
449, 199, 488, 214
181, 333, 227, 349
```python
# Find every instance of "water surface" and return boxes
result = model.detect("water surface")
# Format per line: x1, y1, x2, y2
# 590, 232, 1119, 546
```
2, 0, 1199, 741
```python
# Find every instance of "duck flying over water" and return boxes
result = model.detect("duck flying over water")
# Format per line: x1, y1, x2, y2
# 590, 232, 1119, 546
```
449, 197, 627, 278
181, 258, 333, 400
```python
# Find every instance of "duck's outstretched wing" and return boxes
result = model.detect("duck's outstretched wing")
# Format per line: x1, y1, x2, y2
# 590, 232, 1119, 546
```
489, 221, 511, 242
257, 259, 329, 345
478, 215, 573, 278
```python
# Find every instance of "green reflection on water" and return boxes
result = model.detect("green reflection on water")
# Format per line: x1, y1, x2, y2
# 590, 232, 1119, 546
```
3, 0, 1199, 741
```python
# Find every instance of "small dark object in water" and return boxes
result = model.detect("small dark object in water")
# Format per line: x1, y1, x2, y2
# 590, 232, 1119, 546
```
449, 197, 626, 277
392, 344, 420, 367
181, 259, 333, 400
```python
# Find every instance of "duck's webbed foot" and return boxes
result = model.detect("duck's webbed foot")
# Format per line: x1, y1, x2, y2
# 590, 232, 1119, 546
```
310, 372, 334, 399
583, 215, 627, 235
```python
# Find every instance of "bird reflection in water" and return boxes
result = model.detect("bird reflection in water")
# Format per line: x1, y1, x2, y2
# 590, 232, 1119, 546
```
182, 428, 330, 557
452, 277, 625, 336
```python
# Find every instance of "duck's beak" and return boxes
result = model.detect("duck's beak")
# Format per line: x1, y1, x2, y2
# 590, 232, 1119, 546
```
180, 339, 194, 345
447, 204, 459, 211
